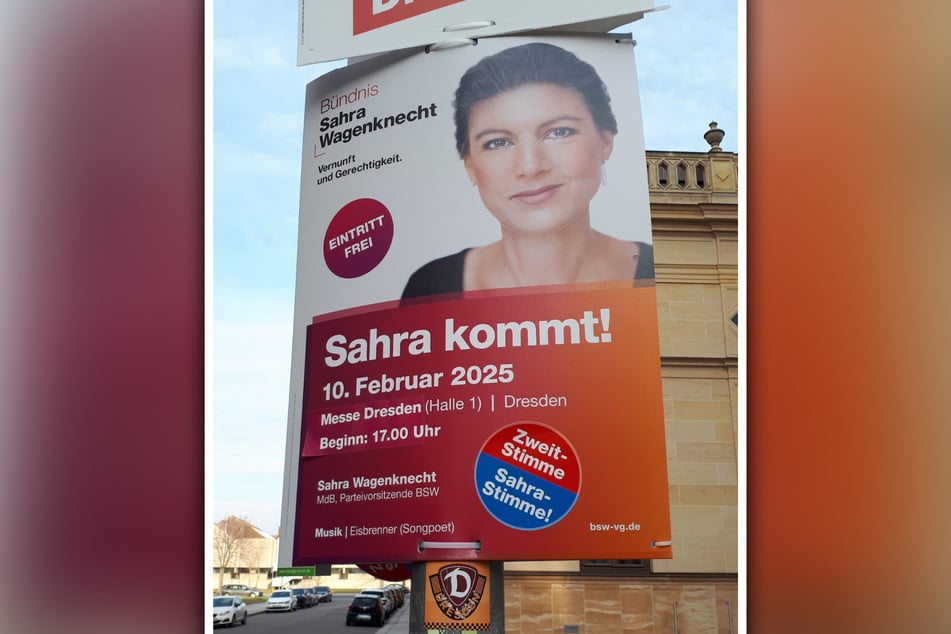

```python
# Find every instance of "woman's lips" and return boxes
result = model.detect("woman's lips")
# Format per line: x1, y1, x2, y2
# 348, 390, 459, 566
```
510, 184, 560, 204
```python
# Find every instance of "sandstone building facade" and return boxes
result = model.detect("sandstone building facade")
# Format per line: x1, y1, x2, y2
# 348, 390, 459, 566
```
502, 123, 739, 633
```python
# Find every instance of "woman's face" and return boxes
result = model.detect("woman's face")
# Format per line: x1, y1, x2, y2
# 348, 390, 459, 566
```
463, 82, 614, 237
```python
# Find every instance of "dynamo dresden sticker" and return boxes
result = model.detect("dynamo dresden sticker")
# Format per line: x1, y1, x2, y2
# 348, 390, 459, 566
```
429, 564, 486, 621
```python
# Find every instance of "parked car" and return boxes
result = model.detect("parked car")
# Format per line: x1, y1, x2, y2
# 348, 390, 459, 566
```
212, 595, 247, 627
220, 584, 264, 598
384, 585, 404, 609
265, 589, 297, 612
314, 585, 333, 603
291, 587, 312, 607
357, 589, 392, 617
303, 587, 319, 606
346, 594, 386, 627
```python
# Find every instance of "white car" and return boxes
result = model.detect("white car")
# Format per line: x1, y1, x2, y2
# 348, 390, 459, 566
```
212, 595, 248, 627
265, 589, 298, 612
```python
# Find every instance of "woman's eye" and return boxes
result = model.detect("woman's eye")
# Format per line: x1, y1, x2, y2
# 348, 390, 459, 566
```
546, 127, 576, 139
482, 138, 511, 150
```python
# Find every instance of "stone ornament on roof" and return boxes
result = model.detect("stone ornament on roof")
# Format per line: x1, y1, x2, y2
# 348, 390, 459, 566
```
704, 121, 725, 152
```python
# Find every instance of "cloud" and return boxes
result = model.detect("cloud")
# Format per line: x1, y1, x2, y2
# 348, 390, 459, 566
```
625, 0, 739, 152
259, 112, 304, 147
639, 86, 738, 151
214, 494, 284, 536
212, 298, 294, 535
215, 144, 301, 179
214, 36, 290, 72
213, 297, 293, 437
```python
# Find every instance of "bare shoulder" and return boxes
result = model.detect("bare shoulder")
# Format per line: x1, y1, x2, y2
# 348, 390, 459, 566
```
596, 232, 640, 260
591, 233, 640, 279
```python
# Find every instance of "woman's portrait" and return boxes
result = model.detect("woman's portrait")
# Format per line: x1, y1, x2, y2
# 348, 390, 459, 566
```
401, 42, 653, 300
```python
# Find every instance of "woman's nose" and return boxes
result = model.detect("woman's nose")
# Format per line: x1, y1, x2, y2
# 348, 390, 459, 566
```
515, 141, 549, 176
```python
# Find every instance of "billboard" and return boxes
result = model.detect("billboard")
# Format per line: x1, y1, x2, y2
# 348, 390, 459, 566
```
298, 0, 659, 64
280, 34, 670, 565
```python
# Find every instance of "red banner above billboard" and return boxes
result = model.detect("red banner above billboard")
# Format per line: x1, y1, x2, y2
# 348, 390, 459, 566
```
353, 0, 467, 36
298, 0, 660, 65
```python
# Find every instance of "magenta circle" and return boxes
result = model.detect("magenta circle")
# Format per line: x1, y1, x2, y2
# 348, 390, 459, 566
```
323, 198, 394, 278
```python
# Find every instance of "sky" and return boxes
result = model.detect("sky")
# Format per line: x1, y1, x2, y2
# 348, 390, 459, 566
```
212, 0, 739, 535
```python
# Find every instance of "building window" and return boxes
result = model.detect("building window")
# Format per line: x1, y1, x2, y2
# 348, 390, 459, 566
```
581, 559, 652, 576
677, 162, 687, 187
695, 164, 706, 188
658, 162, 668, 186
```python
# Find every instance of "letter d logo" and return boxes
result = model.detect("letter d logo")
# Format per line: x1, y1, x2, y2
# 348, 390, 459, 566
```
428, 563, 487, 622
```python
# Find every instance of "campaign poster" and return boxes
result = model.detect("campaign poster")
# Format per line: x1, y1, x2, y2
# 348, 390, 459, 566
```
280, 34, 671, 566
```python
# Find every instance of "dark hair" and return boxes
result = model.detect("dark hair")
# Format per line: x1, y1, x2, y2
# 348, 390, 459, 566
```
453, 42, 618, 158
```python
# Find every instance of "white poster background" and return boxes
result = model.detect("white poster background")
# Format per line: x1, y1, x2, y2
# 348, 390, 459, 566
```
298, 0, 658, 65
279, 34, 652, 565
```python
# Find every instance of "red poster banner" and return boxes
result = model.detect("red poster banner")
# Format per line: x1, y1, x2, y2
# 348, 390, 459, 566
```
293, 285, 670, 562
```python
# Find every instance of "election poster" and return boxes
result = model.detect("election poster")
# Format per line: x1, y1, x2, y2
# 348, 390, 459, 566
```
280, 34, 671, 565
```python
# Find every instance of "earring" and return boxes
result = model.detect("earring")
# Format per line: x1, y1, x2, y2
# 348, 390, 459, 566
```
601, 163, 607, 186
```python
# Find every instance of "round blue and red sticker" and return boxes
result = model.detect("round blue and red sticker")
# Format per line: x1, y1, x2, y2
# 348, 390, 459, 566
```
474, 422, 581, 530
323, 198, 394, 278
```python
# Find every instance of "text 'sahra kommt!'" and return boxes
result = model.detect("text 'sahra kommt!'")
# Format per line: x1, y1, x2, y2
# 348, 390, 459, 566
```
323, 309, 616, 368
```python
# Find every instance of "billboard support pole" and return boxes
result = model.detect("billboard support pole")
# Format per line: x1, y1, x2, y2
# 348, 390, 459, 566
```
489, 560, 505, 633
409, 561, 505, 633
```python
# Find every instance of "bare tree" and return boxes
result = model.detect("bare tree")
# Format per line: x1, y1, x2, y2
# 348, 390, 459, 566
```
241, 536, 271, 590
213, 515, 249, 592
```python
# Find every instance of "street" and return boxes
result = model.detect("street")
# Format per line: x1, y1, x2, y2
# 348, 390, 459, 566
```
216, 594, 409, 634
